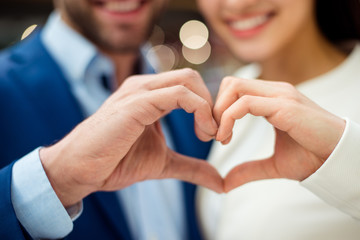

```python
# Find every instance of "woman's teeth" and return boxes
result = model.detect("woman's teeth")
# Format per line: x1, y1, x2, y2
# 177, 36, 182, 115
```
231, 15, 269, 31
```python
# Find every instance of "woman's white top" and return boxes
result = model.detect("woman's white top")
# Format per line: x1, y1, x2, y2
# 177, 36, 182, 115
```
197, 44, 360, 240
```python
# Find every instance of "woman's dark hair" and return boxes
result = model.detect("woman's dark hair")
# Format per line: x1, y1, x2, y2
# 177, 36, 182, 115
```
316, 0, 360, 43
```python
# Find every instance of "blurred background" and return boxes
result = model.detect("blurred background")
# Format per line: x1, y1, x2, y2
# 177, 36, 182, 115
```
0, 0, 242, 97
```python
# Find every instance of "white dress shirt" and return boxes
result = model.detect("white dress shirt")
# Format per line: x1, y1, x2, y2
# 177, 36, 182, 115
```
11, 12, 185, 240
197, 43, 360, 240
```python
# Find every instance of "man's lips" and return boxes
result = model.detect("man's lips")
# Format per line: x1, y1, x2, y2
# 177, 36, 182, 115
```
93, 0, 147, 14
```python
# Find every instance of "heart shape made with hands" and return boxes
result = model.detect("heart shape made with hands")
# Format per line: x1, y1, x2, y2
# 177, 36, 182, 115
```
41, 70, 343, 207
115, 75, 344, 194
97, 70, 343, 195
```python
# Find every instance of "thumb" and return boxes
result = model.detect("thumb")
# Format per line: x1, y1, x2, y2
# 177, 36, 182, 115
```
224, 158, 279, 192
163, 150, 224, 193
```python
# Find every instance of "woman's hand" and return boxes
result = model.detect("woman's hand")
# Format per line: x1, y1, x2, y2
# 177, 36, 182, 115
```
214, 77, 345, 192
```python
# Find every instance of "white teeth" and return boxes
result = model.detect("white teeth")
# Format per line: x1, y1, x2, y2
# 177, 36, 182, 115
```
231, 15, 269, 31
104, 1, 141, 13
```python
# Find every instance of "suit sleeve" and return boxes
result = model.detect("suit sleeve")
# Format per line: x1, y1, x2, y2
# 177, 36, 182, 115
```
301, 118, 360, 219
0, 163, 28, 240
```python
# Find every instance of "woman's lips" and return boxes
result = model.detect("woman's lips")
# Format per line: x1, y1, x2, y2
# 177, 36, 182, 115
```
228, 13, 273, 38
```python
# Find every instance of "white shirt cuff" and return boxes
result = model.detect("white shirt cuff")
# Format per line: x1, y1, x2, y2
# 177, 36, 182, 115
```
11, 147, 82, 239
301, 118, 360, 219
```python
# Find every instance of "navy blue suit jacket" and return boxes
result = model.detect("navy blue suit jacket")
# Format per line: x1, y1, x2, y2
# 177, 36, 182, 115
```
0, 32, 212, 240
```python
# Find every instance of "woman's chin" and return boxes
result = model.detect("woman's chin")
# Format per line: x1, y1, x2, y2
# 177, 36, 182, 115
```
235, 52, 270, 63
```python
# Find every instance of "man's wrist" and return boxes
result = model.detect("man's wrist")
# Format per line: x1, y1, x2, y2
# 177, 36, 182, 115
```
39, 144, 92, 207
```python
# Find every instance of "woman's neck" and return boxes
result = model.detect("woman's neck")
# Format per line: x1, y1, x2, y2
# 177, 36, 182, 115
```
259, 28, 346, 85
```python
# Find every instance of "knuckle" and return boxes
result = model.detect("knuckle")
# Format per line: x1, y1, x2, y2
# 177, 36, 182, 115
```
276, 82, 301, 101
241, 95, 252, 104
174, 85, 189, 95
123, 75, 143, 89
198, 97, 210, 109
125, 75, 137, 83
222, 109, 233, 122
222, 76, 236, 85
279, 81, 296, 92
231, 77, 248, 90
281, 99, 297, 112
183, 68, 201, 81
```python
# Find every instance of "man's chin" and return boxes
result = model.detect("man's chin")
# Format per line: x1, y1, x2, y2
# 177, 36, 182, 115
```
99, 42, 144, 54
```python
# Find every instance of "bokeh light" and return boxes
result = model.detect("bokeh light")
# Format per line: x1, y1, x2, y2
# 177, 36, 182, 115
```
21, 24, 37, 40
146, 45, 177, 72
182, 41, 211, 65
179, 20, 209, 50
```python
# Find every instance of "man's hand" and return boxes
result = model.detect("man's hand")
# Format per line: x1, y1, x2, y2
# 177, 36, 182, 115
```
40, 69, 222, 207
213, 77, 345, 192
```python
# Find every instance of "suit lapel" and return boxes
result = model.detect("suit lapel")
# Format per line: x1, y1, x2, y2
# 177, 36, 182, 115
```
9, 32, 84, 138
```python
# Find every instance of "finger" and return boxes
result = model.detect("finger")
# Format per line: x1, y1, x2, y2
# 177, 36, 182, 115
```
217, 96, 281, 142
132, 68, 214, 108
221, 132, 232, 145
218, 77, 294, 101
224, 157, 280, 192
177, 87, 218, 140
194, 120, 217, 142
215, 77, 260, 124
154, 121, 165, 138
214, 77, 294, 124
135, 86, 218, 141
163, 150, 224, 193
213, 77, 239, 124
